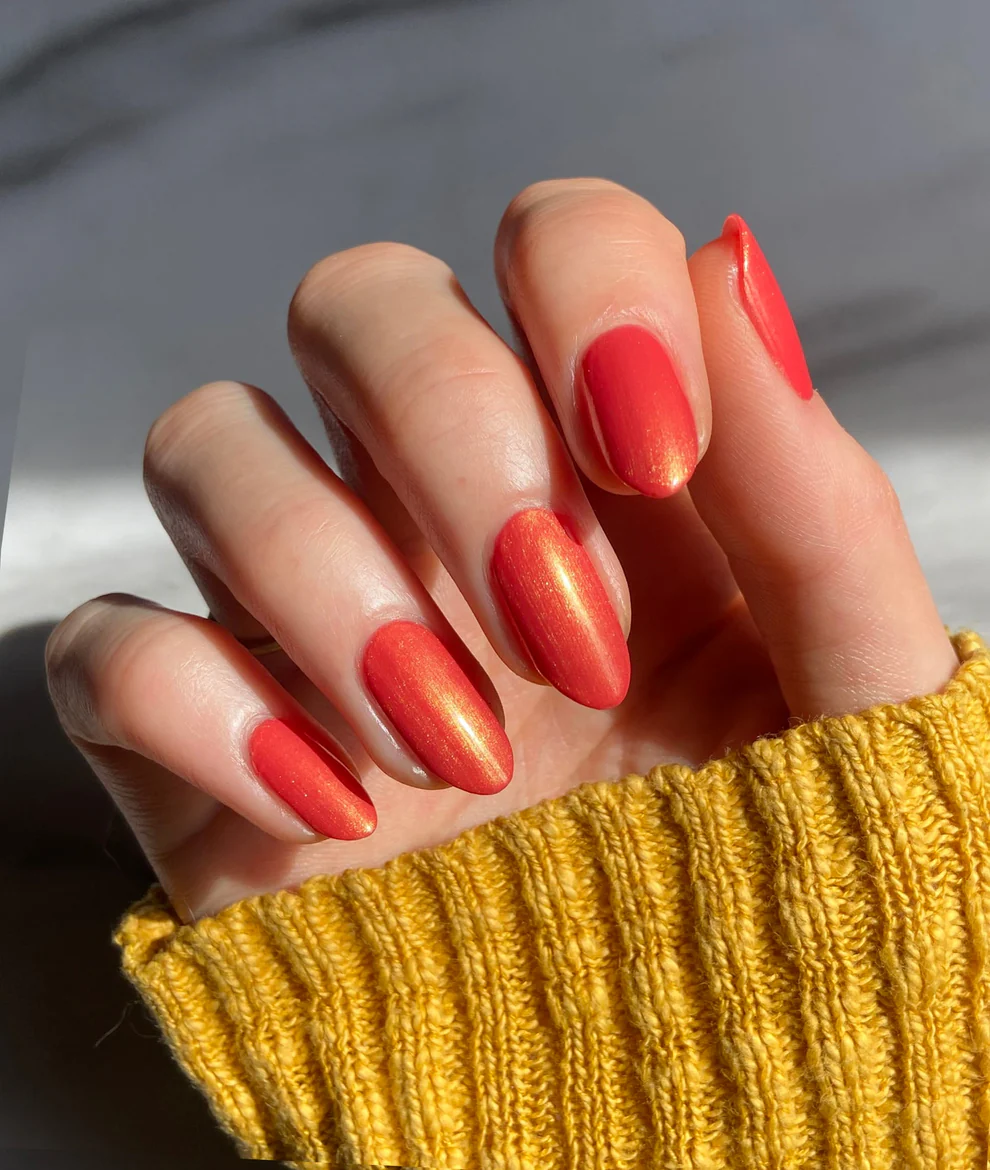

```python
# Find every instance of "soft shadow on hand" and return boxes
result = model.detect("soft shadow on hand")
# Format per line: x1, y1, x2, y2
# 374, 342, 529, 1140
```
0, 623, 241, 1168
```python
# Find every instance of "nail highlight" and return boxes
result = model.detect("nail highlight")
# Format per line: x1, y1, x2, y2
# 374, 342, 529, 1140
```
721, 214, 814, 400
249, 716, 376, 840
362, 620, 513, 796
580, 323, 698, 497
491, 507, 630, 709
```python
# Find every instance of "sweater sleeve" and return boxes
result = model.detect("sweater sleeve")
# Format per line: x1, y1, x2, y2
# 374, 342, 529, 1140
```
114, 630, 990, 1169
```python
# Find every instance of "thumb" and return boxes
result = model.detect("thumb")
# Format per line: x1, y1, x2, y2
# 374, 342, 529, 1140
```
687, 215, 956, 719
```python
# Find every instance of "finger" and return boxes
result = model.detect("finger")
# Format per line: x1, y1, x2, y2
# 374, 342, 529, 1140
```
144, 380, 513, 794
316, 403, 441, 591
687, 215, 957, 717
44, 595, 377, 850
494, 178, 711, 499
288, 243, 631, 709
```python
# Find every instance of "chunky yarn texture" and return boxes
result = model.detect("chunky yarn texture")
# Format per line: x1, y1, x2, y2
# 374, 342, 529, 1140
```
115, 631, 990, 1168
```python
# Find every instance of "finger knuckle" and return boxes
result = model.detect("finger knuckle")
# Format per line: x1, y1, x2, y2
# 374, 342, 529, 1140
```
144, 380, 256, 485
498, 180, 609, 260
251, 487, 341, 563
45, 602, 102, 724
497, 178, 684, 277
781, 450, 905, 586
288, 242, 450, 338
851, 453, 908, 549
46, 598, 181, 747
92, 613, 186, 748
502, 177, 630, 225
859, 455, 902, 524
379, 333, 513, 445
835, 447, 905, 549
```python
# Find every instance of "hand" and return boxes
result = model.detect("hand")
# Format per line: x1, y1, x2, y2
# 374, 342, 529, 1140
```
45, 180, 956, 921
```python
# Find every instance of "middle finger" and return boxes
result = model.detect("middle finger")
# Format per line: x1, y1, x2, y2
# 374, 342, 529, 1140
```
288, 241, 632, 710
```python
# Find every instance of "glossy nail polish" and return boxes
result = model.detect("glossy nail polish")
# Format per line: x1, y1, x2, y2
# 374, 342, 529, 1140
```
490, 507, 630, 709
721, 214, 814, 400
249, 716, 377, 839
362, 620, 513, 796
580, 323, 698, 497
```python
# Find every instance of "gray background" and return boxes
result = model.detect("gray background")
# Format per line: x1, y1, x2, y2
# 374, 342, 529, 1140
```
2, 0, 989, 1162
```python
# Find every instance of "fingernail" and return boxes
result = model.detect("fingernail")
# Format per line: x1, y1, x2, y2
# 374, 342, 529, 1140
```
248, 716, 377, 840
490, 507, 630, 709
580, 323, 698, 498
362, 620, 513, 796
721, 214, 814, 400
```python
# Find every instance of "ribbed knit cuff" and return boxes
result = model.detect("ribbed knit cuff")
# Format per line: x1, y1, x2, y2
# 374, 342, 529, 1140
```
116, 631, 990, 1169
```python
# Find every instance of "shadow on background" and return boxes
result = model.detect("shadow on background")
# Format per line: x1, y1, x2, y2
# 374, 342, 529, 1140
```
0, 622, 241, 1166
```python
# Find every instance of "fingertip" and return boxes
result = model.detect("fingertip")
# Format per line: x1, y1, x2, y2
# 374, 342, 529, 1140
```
719, 212, 745, 241
578, 647, 631, 710
342, 803, 378, 840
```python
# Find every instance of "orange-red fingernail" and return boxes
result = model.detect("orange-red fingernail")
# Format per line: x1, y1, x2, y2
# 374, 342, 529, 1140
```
249, 715, 377, 839
580, 323, 698, 497
362, 620, 513, 796
490, 507, 630, 709
721, 214, 814, 400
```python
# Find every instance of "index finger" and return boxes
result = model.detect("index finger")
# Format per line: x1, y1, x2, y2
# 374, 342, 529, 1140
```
495, 178, 712, 499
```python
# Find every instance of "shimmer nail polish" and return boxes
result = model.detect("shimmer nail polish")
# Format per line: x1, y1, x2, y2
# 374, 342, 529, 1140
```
362, 621, 513, 796
490, 507, 630, 710
580, 323, 698, 498
721, 214, 814, 400
248, 716, 377, 839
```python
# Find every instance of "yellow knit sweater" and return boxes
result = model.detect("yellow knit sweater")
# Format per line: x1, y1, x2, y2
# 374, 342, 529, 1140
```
115, 630, 990, 1169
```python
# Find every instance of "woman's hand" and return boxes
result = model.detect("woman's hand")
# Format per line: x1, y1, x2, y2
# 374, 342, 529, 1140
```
45, 179, 956, 921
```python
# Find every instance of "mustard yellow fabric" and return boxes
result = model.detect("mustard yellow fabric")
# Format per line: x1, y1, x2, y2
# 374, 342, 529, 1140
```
115, 630, 990, 1168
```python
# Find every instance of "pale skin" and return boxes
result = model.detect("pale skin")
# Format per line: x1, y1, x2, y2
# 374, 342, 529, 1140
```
45, 179, 957, 921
